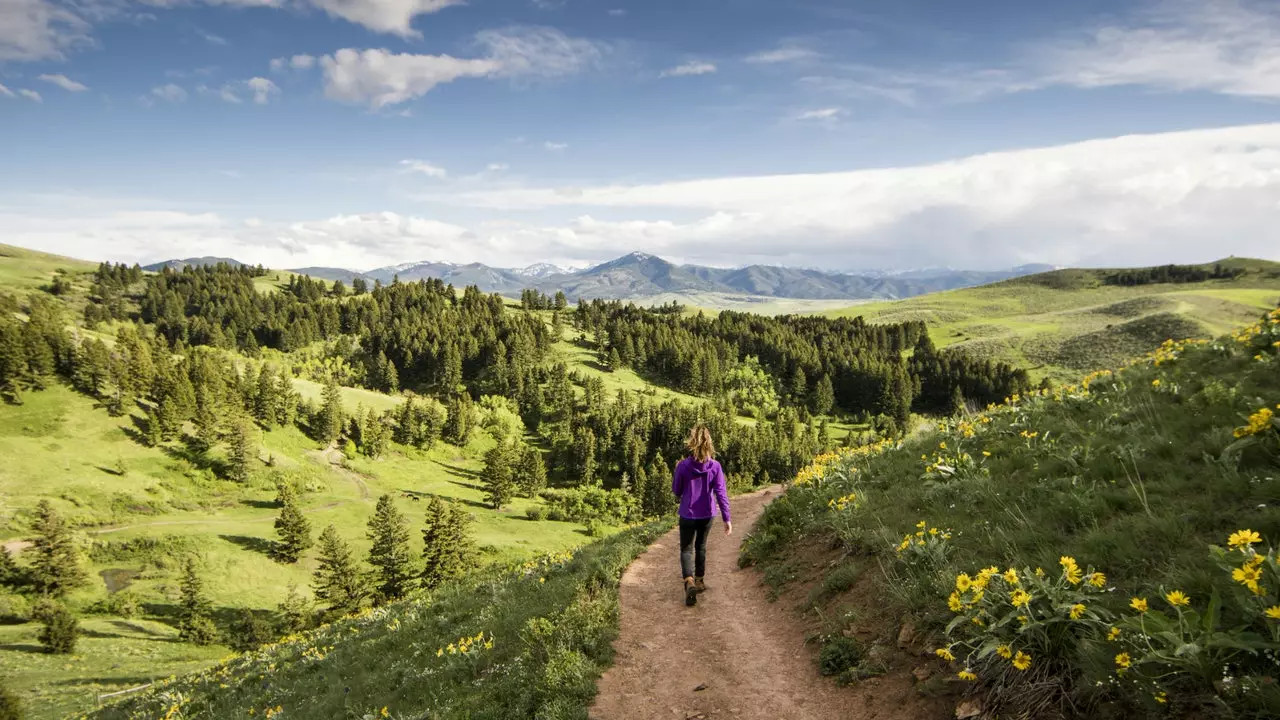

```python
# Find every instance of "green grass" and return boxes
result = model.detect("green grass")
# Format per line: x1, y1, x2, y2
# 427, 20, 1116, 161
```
821, 261, 1280, 383
89, 520, 669, 720
291, 377, 404, 413
0, 243, 97, 293
0, 384, 609, 718
546, 320, 705, 406
743, 312, 1280, 718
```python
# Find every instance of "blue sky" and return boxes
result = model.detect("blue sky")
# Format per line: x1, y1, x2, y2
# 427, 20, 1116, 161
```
2, 0, 1279, 272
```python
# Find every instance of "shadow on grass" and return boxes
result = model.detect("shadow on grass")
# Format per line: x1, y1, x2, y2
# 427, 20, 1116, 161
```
435, 461, 481, 480
219, 534, 276, 557
108, 619, 171, 638
399, 488, 489, 511
240, 499, 279, 510
0, 643, 46, 654
49, 676, 158, 688
96, 465, 126, 476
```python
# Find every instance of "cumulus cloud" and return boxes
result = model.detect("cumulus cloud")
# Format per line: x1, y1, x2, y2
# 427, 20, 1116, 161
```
0, 84, 14, 98
151, 83, 187, 102
201, 78, 278, 104
400, 159, 447, 177
745, 46, 819, 64
18, 89, 42, 102
0, 0, 91, 61
304, 0, 462, 37
659, 61, 717, 78
246, 76, 279, 104
543, 141, 567, 151
38, 73, 88, 91
271, 54, 316, 71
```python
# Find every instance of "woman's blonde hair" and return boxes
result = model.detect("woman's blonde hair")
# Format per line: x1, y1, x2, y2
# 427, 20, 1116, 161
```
686, 424, 715, 462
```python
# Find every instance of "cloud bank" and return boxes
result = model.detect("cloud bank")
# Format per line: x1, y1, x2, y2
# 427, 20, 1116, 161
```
6, 124, 1280, 272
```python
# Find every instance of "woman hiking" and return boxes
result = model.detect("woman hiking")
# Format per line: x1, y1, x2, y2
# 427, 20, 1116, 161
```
671, 425, 732, 607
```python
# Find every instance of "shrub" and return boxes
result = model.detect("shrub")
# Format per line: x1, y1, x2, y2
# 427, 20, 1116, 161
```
0, 680, 21, 720
87, 590, 141, 618
0, 594, 30, 625
540, 485, 637, 525
37, 602, 79, 654
227, 609, 275, 653
818, 635, 863, 681
525, 506, 546, 522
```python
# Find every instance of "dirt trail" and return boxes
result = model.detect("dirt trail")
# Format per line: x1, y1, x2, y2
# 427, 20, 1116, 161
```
592, 486, 919, 720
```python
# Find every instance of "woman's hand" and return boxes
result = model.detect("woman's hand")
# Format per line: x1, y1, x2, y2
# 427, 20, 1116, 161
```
724, 521, 733, 536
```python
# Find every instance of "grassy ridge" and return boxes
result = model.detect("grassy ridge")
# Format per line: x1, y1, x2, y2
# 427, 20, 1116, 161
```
89, 520, 668, 720
743, 309, 1280, 717
822, 261, 1280, 384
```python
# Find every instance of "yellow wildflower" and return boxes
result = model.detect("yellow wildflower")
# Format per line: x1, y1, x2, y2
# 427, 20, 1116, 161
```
1155, 691, 1167, 704
1012, 651, 1032, 671
1265, 606, 1280, 620
1130, 597, 1148, 613
1228, 529, 1262, 548
916, 520, 927, 529
981, 450, 991, 457
1069, 603, 1087, 620
935, 648, 955, 662
1165, 590, 1190, 607
381, 708, 390, 719
1010, 589, 1032, 607
996, 645, 1012, 659
1151, 379, 1161, 387
1107, 627, 1121, 641
1087, 572, 1106, 588
1002, 568, 1018, 584
1115, 652, 1131, 670
958, 670, 977, 681
948, 593, 964, 612
955, 574, 972, 592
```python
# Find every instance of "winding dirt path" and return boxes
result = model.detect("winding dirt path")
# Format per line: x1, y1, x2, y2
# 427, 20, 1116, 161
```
592, 487, 925, 720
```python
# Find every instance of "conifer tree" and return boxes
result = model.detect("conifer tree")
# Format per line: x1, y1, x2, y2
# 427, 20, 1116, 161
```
254, 364, 280, 428
515, 445, 548, 498
143, 404, 164, 447
228, 608, 274, 652
29, 500, 84, 597
227, 415, 253, 483
482, 441, 516, 510
192, 386, 220, 454
319, 375, 344, 443
421, 498, 474, 590
273, 491, 312, 563
366, 494, 414, 602
0, 547, 22, 589
312, 525, 365, 620
36, 601, 78, 654
444, 394, 472, 446
810, 374, 835, 416
643, 452, 675, 518
950, 385, 967, 417
178, 556, 218, 645
277, 583, 313, 633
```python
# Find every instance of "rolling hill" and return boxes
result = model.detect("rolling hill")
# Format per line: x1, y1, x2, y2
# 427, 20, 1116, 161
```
823, 259, 1280, 383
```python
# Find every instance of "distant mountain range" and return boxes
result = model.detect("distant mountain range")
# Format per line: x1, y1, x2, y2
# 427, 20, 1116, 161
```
143, 252, 1056, 301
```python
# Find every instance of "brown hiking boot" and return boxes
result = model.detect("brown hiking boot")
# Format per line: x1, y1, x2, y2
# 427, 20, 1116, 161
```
684, 577, 697, 606
694, 577, 707, 593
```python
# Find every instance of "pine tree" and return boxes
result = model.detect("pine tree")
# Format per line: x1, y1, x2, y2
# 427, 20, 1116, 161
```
643, 452, 675, 518
572, 426, 597, 486
444, 394, 472, 446
228, 608, 274, 652
29, 500, 85, 597
277, 583, 313, 633
421, 498, 474, 590
178, 556, 218, 645
319, 375, 345, 443
273, 492, 312, 563
481, 442, 516, 510
312, 525, 365, 620
255, 364, 280, 428
366, 494, 414, 602
810, 374, 835, 416
950, 385, 967, 417
0, 547, 22, 588
192, 385, 220, 454
515, 445, 547, 498
226, 415, 253, 483
143, 404, 164, 447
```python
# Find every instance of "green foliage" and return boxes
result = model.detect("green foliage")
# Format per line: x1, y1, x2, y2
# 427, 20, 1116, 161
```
179, 557, 218, 646
273, 491, 313, 563
28, 500, 85, 597
89, 521, 668, 720
421, 498, 475, 590
318, 375, 344, 443
817, 635, 863, 681
542, 485, 638, 526
482, 441, 518, 510
312, 525, 366, 621
366, 494, 415, 603
515, 446, 548, 498
35, 602, 78, 655
0, 679, 22, 720
745, 312, 1280, 718
227, 609, 276, 653
225, 415, 254, 483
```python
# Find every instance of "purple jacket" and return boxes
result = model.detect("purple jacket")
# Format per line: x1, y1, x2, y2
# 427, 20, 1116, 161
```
672, 457, 731, 523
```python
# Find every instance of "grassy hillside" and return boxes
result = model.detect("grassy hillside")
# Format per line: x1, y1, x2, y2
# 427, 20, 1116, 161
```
0, 243, 96, 292
743, 307, 1280, 718
823, 260, 1280, 384
89, 520, 667, 720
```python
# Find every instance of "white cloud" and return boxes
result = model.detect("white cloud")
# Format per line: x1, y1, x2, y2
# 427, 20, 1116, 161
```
607, 8, 625, 17
306, 0, 463, 38
1032, 0, 1280, 99
0, 0, 91, 61
411, 123, 1280, 270
795, 107, 842, 121
0, 84, 14, 98
486, 163, 509, 171
199, 30, 227, 46
18, 89, 42, 102
745, 46, 819, 64
474, 26, 606, 78
543, 141, 567, 151
319, 28, 600, 107
151, 83, 187, 102
660, 61, 717, 78
38, 73, 88, 91
400, 159, 447, 177
320, 48, 500, 107
246, 76, 279, 104
270, 55, 317, 72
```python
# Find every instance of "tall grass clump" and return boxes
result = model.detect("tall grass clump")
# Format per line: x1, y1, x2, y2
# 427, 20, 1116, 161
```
89, 520, 668, 720
743, 307, 1280, 719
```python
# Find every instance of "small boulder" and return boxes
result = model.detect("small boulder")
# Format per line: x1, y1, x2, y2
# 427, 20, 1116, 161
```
897, 622, 916, 648
955, 698, 984, 719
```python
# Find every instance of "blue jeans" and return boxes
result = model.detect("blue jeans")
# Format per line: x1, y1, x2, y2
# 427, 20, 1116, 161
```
679, 517, 712, 579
